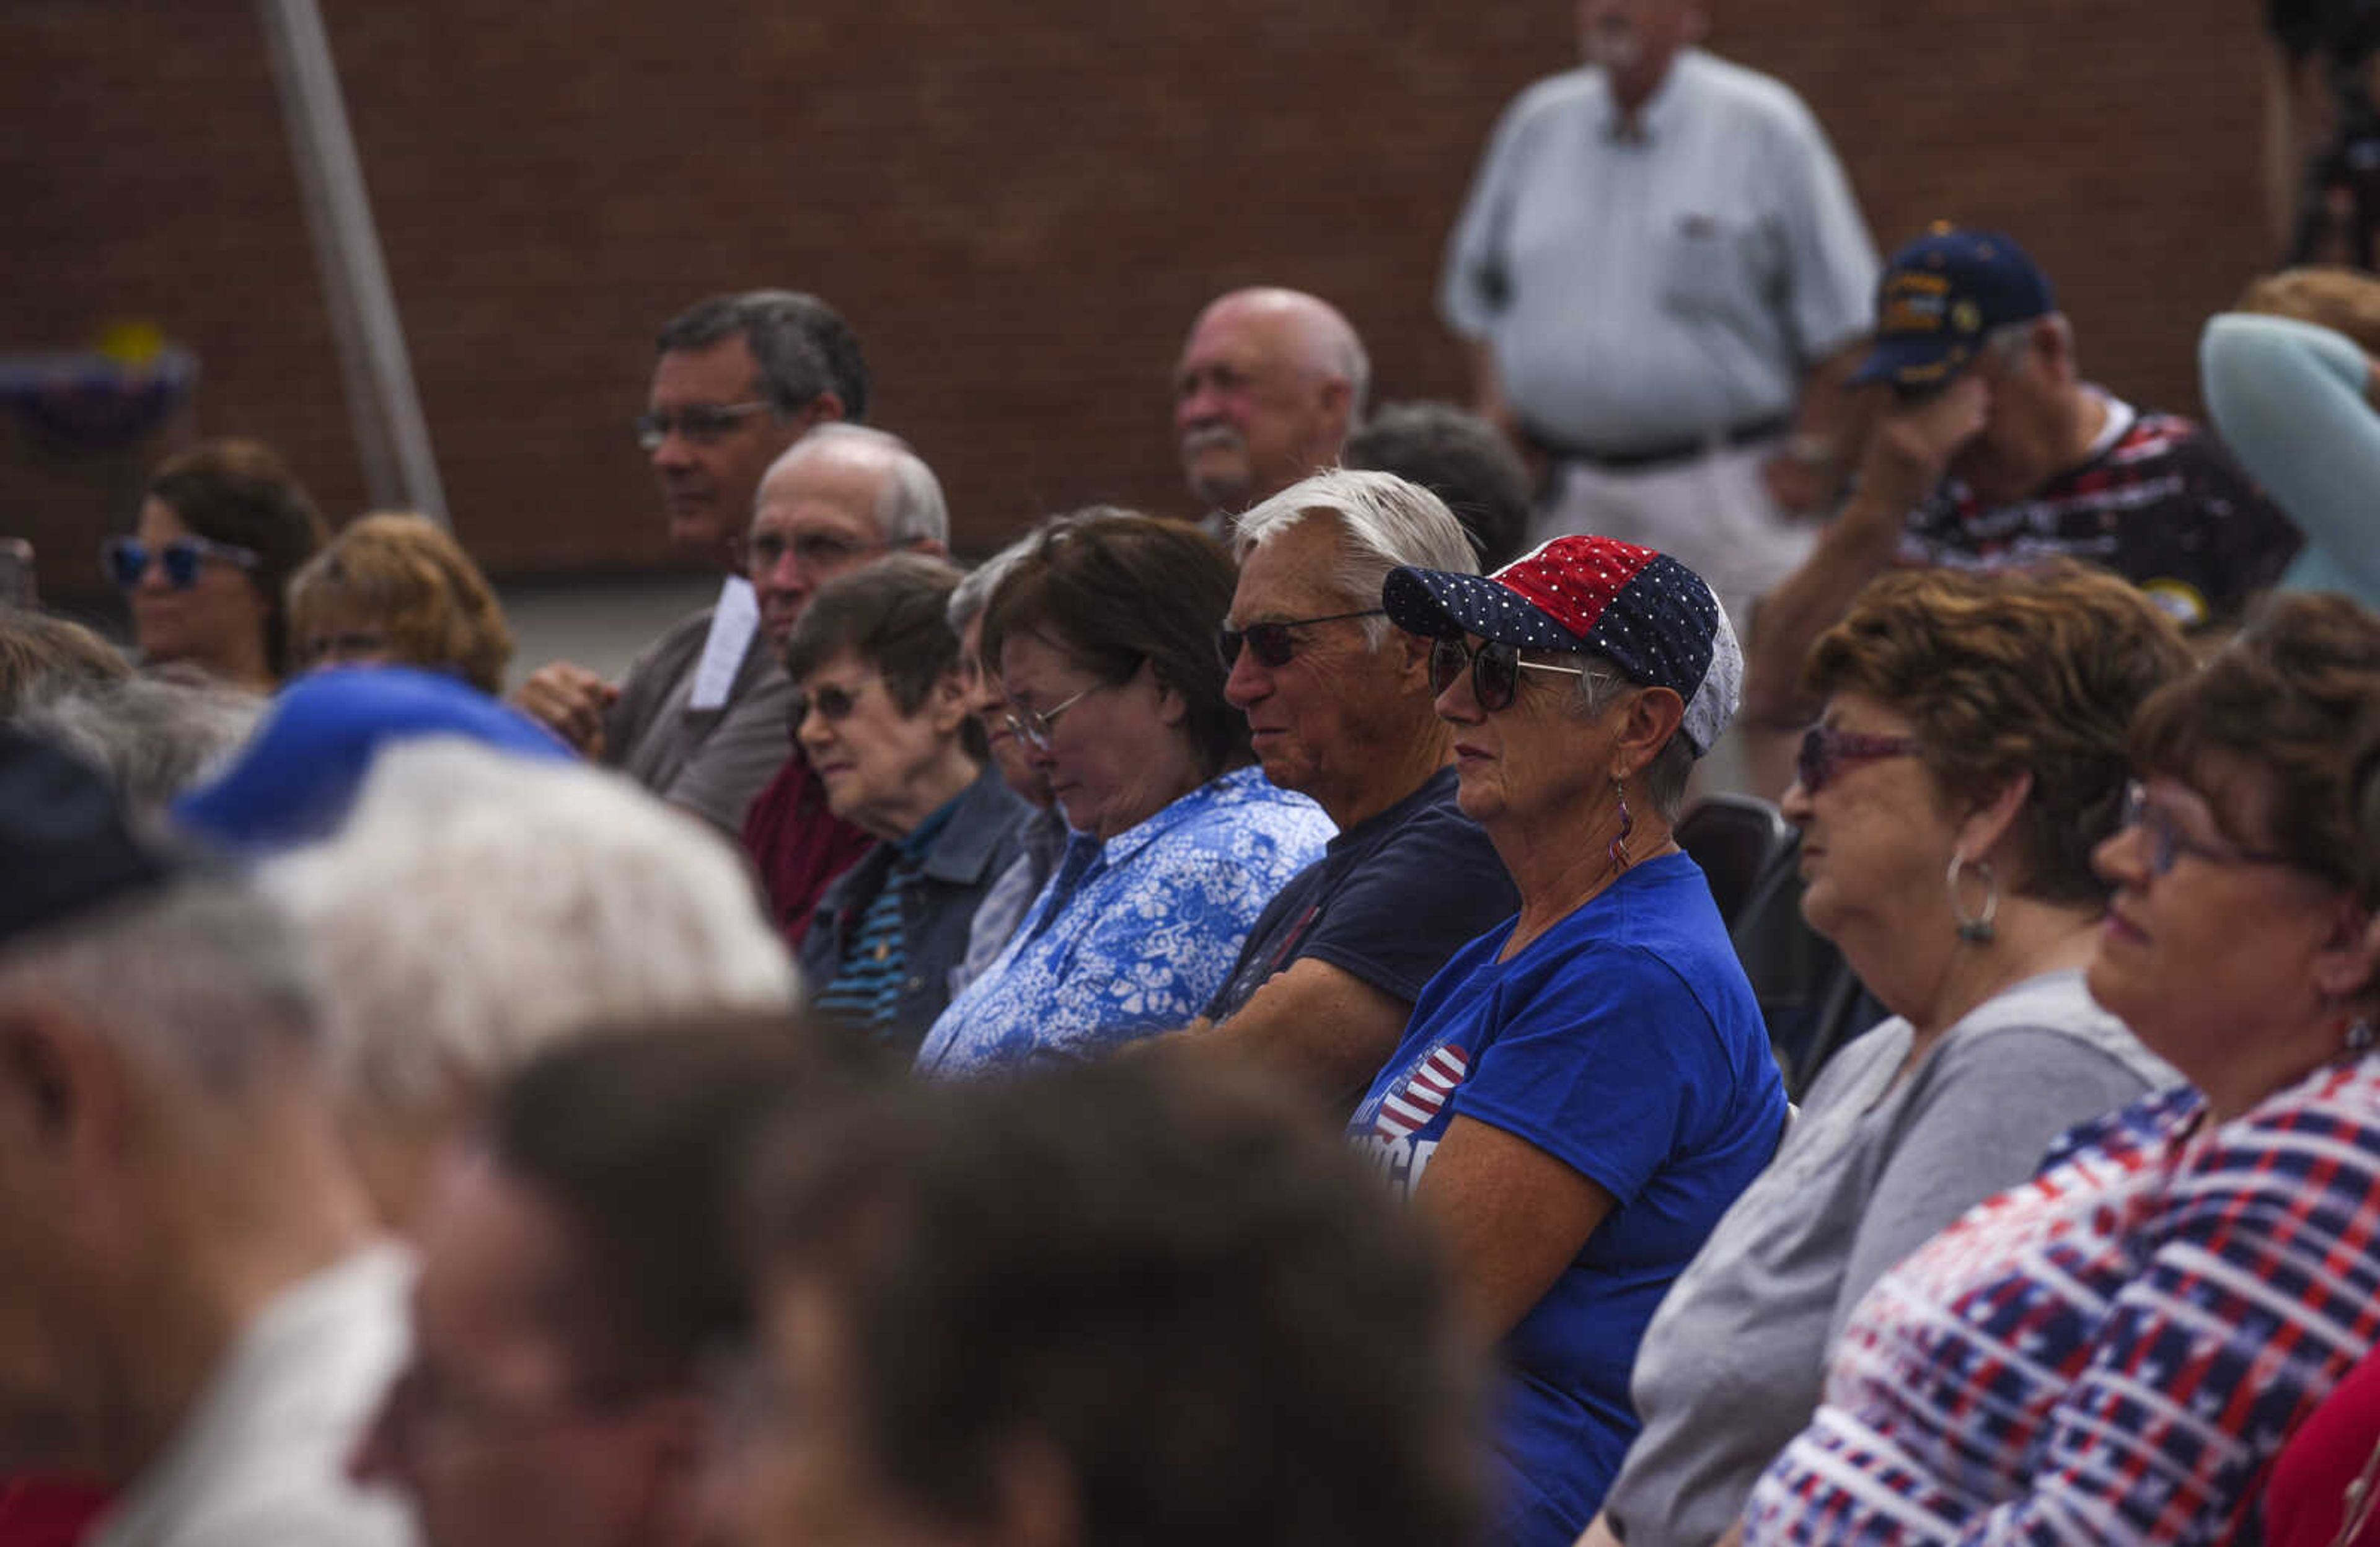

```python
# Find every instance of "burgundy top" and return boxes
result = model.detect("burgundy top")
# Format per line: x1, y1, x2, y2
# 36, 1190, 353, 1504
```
740, 751, 871, 948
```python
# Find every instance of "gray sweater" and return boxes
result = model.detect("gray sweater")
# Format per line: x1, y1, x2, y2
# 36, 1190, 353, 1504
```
1600, 970, 2177, 1547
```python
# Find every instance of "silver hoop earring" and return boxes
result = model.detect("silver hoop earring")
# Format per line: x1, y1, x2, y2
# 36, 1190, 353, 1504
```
1947, 853, 1998, 945
2348, 1019, 2377, 1055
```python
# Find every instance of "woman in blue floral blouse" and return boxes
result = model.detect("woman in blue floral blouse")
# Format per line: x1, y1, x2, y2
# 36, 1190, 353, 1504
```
914, 514, 1332, 1076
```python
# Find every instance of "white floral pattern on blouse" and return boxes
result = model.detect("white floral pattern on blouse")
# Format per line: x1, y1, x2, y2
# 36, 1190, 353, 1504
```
913, 765, 1333, 1077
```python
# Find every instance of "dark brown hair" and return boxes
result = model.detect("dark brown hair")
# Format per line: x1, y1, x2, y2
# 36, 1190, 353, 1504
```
749, 1060, 1483, 1547
782, 553, 966, 712
1805, 562, 2195, 904
490, 1016, 881, 1392
979, 513, 1248, 778
2130, 591, 2380, 906
146, 439, 328, 674
287, 513, 514, 694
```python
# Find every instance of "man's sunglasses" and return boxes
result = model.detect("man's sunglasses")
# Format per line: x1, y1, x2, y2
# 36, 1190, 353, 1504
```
102, 535, 260, 593
1795, 724, 1921, 794
634, 400, 774, 451
1216, 609, 1386, 669
1426, 635, 1589, 712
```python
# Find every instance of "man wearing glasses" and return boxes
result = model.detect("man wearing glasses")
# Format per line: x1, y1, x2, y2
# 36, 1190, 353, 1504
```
738, 427, 951, 946
513, 291, 866, 835
1742, 226, 2303, 792
1163, 470, 1518, 1116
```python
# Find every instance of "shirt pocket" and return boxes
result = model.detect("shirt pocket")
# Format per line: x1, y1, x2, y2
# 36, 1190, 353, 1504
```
1659, 210, 1773, 322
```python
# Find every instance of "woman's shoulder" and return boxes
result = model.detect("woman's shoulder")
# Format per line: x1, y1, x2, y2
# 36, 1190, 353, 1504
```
1173, 769, 1334, 845
1932, 971, 2179, 1090
2219, 1057, 2380, 1158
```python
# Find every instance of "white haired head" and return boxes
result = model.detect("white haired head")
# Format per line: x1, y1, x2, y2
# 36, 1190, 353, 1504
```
262, 739, 796, 1220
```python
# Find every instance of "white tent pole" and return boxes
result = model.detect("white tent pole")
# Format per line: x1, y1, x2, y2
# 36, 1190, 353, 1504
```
258, 0, 448, 526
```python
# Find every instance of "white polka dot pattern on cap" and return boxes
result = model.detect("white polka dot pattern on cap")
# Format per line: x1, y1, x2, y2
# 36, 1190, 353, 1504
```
1379, 536, 1738, 754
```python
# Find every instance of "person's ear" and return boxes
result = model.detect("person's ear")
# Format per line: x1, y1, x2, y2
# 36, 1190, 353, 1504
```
1315, 374, 1354, 438
1148, 664, 1189, 729
1954, 770, 2035, 871
0, 1005, 126, 1180
800, 392, 847, 430
2311, 902, 2380, 1006
1611, 686, 1686, 782
925, 669, 973, 738
1392, 627, 1434, 691
983, 1434, 1083, 1547
624, 1390, 717, 1547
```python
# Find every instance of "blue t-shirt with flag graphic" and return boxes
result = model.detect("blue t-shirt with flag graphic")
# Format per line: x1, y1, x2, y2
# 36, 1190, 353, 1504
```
1349, 851, 1786, 1547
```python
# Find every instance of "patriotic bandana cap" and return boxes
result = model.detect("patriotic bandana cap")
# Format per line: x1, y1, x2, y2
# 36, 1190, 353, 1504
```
1380, 534, 1742, 757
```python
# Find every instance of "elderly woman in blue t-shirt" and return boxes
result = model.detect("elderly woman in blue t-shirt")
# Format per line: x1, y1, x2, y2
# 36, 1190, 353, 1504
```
1350, 536, 1786, 1547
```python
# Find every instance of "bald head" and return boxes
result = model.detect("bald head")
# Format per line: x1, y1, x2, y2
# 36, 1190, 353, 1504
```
748, 425, 949, 648
1175, 288, 1369, 519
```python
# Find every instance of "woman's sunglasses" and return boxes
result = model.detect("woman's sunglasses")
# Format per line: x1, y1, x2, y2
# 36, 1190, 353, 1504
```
1426, 635, 1589, 712
1215, 609, 1386, 669
1794, 725, 1922, 794
103, 535, 260, 593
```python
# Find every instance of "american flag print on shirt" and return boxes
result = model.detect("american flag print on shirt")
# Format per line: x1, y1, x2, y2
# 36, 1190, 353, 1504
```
1742, 1059, 2380, 1546
1373, 1043, 1470, 1139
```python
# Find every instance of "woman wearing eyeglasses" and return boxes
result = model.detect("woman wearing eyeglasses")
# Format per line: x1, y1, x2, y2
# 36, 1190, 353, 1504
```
107, 439, 327, 692
1586, 564, 2189, 1547
1344, 536, 1786, 1547
779, 556, 1029, 1056
1740, 591, 2380, 1545
913, 514, 1333, 1077
286, 512, 515, 694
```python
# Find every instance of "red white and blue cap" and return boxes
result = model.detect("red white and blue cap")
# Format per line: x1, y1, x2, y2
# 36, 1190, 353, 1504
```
1381, 534, 1742, 757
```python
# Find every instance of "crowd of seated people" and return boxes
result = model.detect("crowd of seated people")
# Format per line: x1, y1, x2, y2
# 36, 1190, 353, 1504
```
15, 87, 2380, 1546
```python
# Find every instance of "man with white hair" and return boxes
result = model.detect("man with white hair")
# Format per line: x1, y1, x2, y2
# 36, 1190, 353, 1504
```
0, 726, 408, 1547
514, 290, 867, 834
738, 425, 951, 944
263, 738, 799, 1233
1168, 470, 1519, 1110
1174, 288, 1369, 538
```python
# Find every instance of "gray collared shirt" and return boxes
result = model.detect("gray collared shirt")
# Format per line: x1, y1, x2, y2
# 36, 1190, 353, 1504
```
1440, 49, 1878, 454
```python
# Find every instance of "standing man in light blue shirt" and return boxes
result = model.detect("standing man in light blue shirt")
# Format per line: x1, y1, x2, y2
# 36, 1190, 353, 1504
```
1442, 0, 1878, 633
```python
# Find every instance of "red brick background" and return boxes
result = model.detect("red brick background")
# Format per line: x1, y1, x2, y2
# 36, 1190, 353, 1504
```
2, 0, 2277, 602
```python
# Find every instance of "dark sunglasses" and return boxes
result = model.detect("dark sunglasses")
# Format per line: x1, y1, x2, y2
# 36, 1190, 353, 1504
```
1795, 724, 1922, 793
796, 681, 872, 725
1216, 609, 1387, 669
634, 400, 774, 451
1426, 635, 1589, 712
102, 534, 260, 592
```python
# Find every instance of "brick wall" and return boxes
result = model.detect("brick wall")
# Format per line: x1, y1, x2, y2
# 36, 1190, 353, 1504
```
1, 0, 2276, 604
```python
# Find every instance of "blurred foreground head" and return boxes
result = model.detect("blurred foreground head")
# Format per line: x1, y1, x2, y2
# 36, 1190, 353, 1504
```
0, 727, 405, 1543
263, 739, 796, 1231
354, 1018, 873, 1547
738, 1060, 1485, 1547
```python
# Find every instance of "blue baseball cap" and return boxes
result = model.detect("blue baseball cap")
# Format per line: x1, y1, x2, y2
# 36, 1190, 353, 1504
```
172, 666, 573, 852
1851, 224, 2057, 390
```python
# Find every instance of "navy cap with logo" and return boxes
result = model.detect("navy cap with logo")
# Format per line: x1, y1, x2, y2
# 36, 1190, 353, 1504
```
1851, 224, 2057, 391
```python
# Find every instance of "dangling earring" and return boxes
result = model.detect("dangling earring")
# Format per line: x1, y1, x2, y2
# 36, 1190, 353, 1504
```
1608, 780, 1635, 875
2348, 1018, 2377, 1055
1947, 853, 1998, 944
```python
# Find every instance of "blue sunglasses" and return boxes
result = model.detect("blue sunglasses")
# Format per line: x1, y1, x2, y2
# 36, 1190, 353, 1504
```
104, 535, 260, 592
